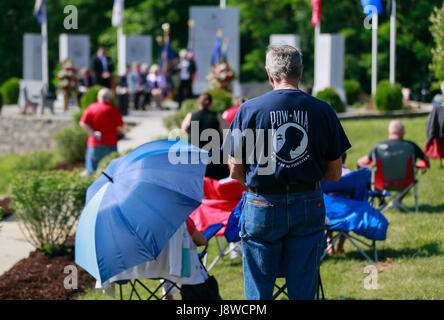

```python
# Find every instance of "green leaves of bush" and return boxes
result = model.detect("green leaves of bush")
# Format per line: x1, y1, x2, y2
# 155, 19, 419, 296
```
10, 170, 91, 255
54, 126, 88, 164
316, 88, 346, 113
344, 79, 363, 106
374, 80, 403, 111
0, 77, 20, 105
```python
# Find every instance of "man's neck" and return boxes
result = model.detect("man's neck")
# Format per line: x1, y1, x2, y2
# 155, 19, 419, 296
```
272, 79, 299, 90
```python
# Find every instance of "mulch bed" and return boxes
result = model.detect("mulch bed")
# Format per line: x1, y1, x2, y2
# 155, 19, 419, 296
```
0, 239, 95, 300
0, 197, 13, 219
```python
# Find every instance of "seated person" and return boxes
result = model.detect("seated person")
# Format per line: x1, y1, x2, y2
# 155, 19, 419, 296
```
162, 217, 207, 300
357, 120, 429, 170
327, 152, 350, 255
432, 81, 444, 107
147, 64, 167, 108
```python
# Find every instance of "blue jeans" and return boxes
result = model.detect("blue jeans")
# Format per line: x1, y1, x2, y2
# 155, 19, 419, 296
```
85, 145, 117, 174
240, 188, 326, 300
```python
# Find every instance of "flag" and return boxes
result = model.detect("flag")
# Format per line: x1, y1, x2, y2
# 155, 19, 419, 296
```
112, 0, 124, 27
361, 0, 383, 16
211, 35, 223, 66
159, 37, 176, 97
311, 0, 321, 27
34, 0, 46, 24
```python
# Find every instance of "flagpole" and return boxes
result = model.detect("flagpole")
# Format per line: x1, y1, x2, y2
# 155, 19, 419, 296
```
220, 0, 226, 9
41, 5, 48, 91
117, 1, 125, 76
389, 0, 396, 86
371, 13, 378, 96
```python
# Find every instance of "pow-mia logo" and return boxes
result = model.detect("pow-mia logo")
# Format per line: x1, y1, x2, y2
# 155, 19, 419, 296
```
270, 110, 310, 168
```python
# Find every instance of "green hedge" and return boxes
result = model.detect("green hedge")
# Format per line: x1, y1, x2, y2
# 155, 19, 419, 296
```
163, 98, 199, 130
0, 77, 20, 105
54, 126, 88, 164
79, 85, 105, 111
12, 151, 60, 172
207, 88, 232, 113
10, 170, 91, 255
374, 80, 403, 111
344, 79, 363, 106
316, 88, 346, 113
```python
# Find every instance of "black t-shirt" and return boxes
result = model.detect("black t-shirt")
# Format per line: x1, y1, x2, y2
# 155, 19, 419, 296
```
224, 89, 351, 188
368, 139, 425, 160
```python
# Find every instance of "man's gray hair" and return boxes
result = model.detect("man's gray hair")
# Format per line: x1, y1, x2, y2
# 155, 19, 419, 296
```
97, 88, 112, 103
265, 45, 303, 82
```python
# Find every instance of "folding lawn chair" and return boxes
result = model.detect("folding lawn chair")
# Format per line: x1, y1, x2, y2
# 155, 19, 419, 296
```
190, 177, 246, 271
371, 141, 423, 213
95, 222, 223, 300
321, 168, 389, 263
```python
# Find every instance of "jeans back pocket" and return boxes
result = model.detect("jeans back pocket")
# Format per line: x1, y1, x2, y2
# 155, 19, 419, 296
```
304, 196, 326, 232
243, 198, 275, 240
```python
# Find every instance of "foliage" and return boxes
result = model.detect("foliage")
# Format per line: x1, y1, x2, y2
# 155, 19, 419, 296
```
344, 79, 363, 106
316, 88, 346, 113
163, 98, 198, 130
10, 170, 91, 255
12, 151, 60, 172
54, 59, 79, 98
54, 126, 88, 164
208, 88, 233, 113
79, 85, 105, 111
94, 151, 121, 180
429, 4, 444, 81
0, 0, 442, 98
0, 77, 20, 105
374, 80, 403, 111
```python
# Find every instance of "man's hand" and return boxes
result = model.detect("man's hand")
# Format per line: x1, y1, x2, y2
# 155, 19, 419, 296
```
93, 131, 102, 142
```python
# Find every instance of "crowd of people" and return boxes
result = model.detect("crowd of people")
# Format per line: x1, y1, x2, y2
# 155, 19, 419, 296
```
77, 45, 197, 115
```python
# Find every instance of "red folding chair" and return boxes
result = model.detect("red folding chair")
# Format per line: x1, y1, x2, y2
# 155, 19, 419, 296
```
371, 141, 428, 213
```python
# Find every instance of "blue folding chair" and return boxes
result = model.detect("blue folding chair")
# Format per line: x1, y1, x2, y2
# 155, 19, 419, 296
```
321, 169, 390, 263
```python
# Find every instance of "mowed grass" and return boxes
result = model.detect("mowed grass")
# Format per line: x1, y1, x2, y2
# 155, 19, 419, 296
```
77, 116, 443, 300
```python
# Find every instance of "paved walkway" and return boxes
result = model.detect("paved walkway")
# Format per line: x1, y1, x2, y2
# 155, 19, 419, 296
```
0, 102, 177, 276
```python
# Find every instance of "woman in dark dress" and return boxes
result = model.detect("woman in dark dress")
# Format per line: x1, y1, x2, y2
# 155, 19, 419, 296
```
181, 92, 230, 180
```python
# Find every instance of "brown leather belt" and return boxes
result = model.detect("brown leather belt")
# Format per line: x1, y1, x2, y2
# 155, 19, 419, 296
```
247, 182, 319, 194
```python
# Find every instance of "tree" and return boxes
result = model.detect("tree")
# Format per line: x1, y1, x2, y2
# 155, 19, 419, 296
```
430, 4, 444, 82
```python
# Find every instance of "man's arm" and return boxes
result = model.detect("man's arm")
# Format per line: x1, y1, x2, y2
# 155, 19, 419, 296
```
229, 156, 245, 185
181, 112, 192, 132
79, 121, 101, 142
357, 155, 372, 168
321, 157, 342, 182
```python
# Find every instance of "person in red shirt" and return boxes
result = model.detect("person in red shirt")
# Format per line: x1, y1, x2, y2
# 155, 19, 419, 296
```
79, 88, 124, 174
222, 96, 246, 125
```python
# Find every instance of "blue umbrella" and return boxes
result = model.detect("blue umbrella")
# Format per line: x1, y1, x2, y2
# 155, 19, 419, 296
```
75, 139, 209, 283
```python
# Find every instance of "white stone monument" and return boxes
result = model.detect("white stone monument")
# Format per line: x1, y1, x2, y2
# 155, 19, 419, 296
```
313, 34, 346, 103
269, 34, 300, 49
190, 6, 240, 95
118, 35, 152, 75
59, 34, 90, 69
23, 33, 42, 80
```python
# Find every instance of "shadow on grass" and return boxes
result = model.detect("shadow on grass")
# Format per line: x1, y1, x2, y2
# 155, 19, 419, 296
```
323, 240, 442, 263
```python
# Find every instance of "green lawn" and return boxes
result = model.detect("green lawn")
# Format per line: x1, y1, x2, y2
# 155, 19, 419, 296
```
77, 116, 444, 300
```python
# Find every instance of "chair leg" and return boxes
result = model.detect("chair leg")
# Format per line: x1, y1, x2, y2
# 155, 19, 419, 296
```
414, 184, 418, 213
373, 240, 378, 262
343, 233, 374, 263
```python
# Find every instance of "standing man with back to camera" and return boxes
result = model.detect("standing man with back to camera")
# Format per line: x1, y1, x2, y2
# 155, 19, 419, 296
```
224, 45, 351, 300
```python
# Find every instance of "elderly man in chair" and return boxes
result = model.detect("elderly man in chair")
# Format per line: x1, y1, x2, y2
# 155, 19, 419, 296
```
357, 120, 429, 169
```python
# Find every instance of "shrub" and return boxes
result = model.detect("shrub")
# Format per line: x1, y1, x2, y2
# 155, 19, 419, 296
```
344, 79, 363, 106
79, 85, 104, 111
163, 98, 199, 130
316, 88, 346, 113
10, 170, 91, 255
0, 77, 20, 105
207, 88, 232, 113
54, 126, 88, 164
12, 151, 60, 172
374, 80, 403, 111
